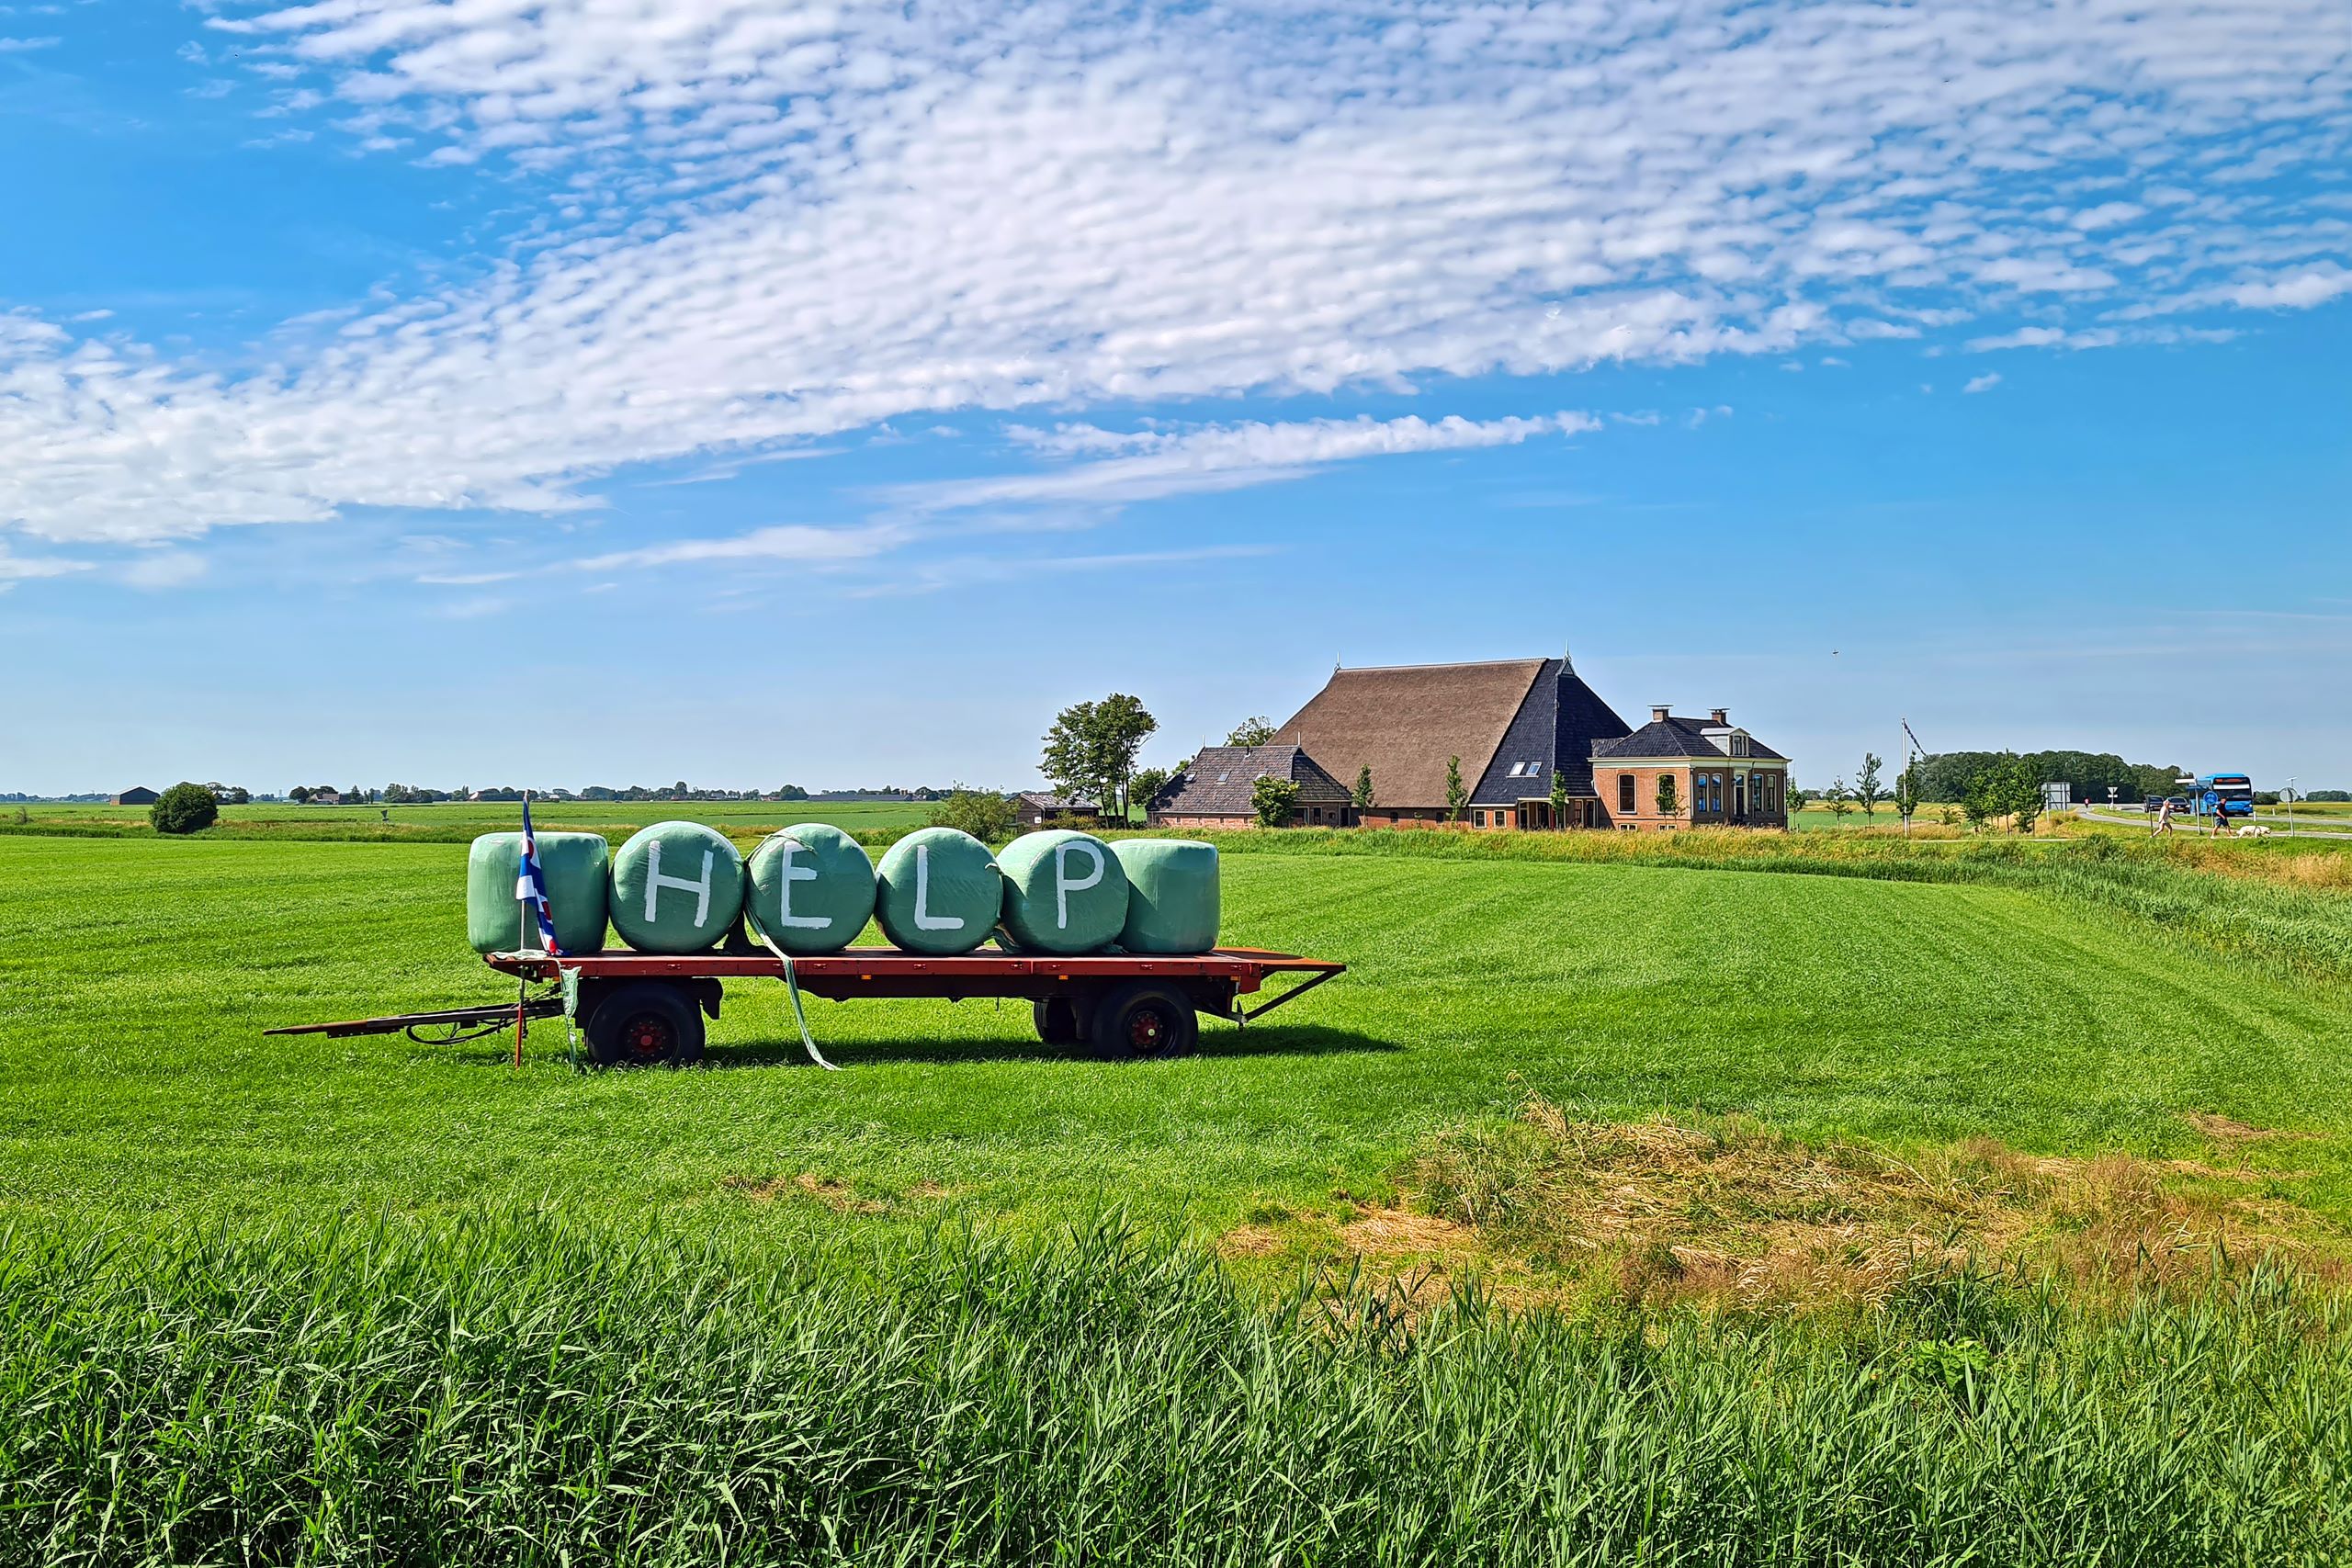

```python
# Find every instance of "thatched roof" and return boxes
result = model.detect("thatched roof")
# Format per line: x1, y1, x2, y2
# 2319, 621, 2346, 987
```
1273, 659, 1548, 808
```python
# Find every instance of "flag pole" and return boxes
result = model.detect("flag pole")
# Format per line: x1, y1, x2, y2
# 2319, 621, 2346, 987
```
515, 790, 529, 1068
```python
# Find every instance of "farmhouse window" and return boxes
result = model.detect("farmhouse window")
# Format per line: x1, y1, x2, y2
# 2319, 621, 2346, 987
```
1618, 774, 1635, 814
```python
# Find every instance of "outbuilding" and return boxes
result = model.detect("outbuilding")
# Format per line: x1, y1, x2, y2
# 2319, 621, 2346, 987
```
1149, 745, 1354, 829
110, 786, 159, 806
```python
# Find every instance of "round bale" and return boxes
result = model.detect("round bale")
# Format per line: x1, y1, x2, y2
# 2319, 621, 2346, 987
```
746, 823, 876, 954
466, 830, 611, 955
874, 827, 1001, 954
995, 829, 1130, 953
610, 821, 745, 953
1109, 839, 1219, 953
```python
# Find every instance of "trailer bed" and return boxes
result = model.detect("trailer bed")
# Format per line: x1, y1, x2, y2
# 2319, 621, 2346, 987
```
272, 945, 1345, 1066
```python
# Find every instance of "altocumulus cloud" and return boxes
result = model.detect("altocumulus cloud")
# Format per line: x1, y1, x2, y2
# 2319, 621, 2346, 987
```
0, 0, 2346, 548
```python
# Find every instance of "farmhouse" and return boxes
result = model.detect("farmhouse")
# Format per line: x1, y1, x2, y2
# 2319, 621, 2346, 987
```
1591, 706, 1792, 829
109, 786, 159, 806
1159, 656, 1793, 831
1151, 744, 1354, 829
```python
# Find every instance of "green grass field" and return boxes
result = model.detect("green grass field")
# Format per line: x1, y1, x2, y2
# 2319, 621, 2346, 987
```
9, 829, 2352, 1561
1, 796, 933, 841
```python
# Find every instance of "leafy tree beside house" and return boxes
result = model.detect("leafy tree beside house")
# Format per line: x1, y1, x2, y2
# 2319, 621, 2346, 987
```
929, 785, 1017, 842
1824, 778, 1852, 821
1226, 716, 1277, 748
1042, 694, 1159, 820
151, 783, 219, 836
1352, 765, 1375, 811
1252, 775, 1301, 829
1855, 752, 1883, 824
1444, 756, 1467, 822
1548, 768, 1567, 828
1656, 773, 1681, 818
1128, 766, 1171, 820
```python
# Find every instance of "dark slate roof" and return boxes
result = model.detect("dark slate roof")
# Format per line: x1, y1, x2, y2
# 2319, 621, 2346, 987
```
1015, 792, 1097, 810
1468, 660, 1634, 805
1592, 716, 1788, 762
1152, 745, 1352, 817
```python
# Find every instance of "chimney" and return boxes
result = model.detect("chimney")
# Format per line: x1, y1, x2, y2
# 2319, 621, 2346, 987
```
1710, 707, 1728, 726
1651, 705, 1671, 724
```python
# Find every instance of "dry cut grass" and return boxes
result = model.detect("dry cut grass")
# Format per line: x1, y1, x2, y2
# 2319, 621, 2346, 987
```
1227, 1093, 2340, 1316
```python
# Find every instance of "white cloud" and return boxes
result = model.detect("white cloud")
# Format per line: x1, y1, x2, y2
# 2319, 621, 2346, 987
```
2229, 271, 2352, 310
1963, 373, 2003, 394
0, 0, 2342, 546
119, 551, 208, 590
0, 37, 60, 51
576, 521, 911, 571
0, 543, 87, 581
911, 412, 1600, 510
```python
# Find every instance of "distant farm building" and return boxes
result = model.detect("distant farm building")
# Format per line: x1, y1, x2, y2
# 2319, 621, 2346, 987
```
1150, 656, 1791, 831
309, 788, 344, 806
1012, 792, 1101, 829
1150, 744, 1353, 829
110, 786, 158, 806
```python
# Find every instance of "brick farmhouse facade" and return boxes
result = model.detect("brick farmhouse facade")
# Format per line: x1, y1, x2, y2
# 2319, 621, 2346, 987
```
1147, 657, 1790, 831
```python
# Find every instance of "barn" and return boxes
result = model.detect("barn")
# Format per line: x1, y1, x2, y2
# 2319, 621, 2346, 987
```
110, 786, 159, 806
1269, 656, 1632, 829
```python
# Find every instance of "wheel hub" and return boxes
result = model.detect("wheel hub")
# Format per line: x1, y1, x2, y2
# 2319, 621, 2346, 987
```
1128, 1011, 1163, 1050
623, 1015, 672, 1059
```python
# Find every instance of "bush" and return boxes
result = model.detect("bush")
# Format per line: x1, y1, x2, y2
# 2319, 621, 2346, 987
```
1252, 775, 1300, 829
928, 786, 1018, 842
149, 782, 220, 835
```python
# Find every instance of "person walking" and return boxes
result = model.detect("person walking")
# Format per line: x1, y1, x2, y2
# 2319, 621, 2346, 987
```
2154, 797, 2174, 836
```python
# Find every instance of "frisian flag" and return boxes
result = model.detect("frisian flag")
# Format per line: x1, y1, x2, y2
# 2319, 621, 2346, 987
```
515, 795, 562, 955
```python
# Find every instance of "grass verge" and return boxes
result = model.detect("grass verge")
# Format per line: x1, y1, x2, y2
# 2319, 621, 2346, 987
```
6, 1208, 2350, 1566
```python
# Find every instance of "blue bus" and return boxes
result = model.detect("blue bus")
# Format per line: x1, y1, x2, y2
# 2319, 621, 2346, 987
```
2194, 773, 2256, 819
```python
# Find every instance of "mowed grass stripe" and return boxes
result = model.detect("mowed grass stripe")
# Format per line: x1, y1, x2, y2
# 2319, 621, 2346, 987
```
4, 837, 2351, 1230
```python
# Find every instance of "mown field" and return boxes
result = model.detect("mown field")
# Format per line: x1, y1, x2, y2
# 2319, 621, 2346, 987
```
7, 828, 2352, 1562
1, 796, 933, 841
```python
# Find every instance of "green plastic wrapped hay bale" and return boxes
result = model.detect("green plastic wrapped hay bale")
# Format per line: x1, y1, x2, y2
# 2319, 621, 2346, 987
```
996, 829, 1129, 953
610, 821, 745, 953
874, 828, 1000, 955
1110, 839, 1219, 953
746, 823, 876, 954
466, 831, 610, 955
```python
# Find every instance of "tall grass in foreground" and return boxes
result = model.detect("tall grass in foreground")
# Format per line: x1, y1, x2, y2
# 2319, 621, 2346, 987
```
6, 1211, 2350, 1566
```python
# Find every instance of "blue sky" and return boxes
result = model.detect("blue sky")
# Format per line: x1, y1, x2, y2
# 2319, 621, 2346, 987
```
3, 0, 2348, 796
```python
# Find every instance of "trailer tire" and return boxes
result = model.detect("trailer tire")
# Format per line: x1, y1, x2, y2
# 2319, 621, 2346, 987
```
1034, 996, 1084, 1046
1086, 982, 1197, 1062
585, 982, 707, 1067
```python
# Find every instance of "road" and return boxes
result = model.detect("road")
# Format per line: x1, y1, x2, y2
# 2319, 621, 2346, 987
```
2075, 808, 2352, 840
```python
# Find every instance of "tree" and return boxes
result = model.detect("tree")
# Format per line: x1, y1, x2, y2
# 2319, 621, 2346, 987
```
1824, 778, 1852, 821
1352, 765, 1375, 810
1444, 756, 1467, 822
2001, 754, 2044, 835
929, 786, 1017, 842
1961, 767, 2000, 832
1855, 752, 1883, 824
1041, 694, 1159, 819
151, 782, 219, 836
289, 785, 312, 804
1226, 716, 1277, 748
1547, 768, 1568, 829
1894, 760, 1922, 826
1129, 766, 1171, 820
1252, 774, 1301, 829
1656, 773, 1681, 817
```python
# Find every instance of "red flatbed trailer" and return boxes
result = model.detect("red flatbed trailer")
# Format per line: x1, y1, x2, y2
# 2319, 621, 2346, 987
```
269, 945, 1345, 1066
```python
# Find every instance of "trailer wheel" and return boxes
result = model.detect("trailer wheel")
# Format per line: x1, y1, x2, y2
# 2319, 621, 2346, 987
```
1033, 996, 1083, 1046
585, 982, 707, 1067
1087, 982, 1197, 1062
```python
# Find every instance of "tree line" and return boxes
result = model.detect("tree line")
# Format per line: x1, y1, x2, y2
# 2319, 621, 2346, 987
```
1905, 750, 2185, 807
